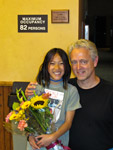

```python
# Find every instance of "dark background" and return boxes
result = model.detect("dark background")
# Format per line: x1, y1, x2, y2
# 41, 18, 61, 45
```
83, 0, 113, 83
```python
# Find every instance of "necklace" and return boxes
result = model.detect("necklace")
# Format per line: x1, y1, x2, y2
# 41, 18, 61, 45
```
50, 78, 63, 82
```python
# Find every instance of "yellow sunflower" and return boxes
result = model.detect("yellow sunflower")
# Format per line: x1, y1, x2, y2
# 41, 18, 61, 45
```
18, 109, 25, 116
21, 101, 31, 110
9, 111, 20, 120
30, 95, 48, 109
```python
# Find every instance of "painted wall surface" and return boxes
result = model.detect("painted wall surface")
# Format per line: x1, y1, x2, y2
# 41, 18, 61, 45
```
0, 0, 79, 81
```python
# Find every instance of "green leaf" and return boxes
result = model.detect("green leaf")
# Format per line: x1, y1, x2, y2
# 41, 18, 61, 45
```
21, 90, 27, 101
16, 88, 22, 102
12, 102, 20, 110
33, 91, 37, 96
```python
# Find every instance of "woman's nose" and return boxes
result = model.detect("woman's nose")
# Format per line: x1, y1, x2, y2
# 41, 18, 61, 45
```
54, 64, 60, 69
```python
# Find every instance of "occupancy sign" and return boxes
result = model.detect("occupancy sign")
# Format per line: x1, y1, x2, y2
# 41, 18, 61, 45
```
18, 15, 48, 32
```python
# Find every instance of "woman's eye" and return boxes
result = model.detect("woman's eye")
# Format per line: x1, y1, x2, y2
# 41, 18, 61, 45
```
50, 62, 55, 65
60, 62, 64, 65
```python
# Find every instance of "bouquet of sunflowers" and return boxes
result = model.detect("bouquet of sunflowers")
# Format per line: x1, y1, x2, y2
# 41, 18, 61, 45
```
5, 88, 53, 136
4, 89, 71, 150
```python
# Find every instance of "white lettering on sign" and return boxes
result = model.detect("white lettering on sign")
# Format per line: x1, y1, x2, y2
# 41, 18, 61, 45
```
28, 27, 45, 30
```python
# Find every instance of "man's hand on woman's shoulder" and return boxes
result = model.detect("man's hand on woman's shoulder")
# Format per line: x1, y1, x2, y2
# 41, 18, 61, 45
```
25, 82, 38, 97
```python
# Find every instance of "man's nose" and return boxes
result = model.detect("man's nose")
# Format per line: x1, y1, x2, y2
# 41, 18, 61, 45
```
76, 62, 80, 69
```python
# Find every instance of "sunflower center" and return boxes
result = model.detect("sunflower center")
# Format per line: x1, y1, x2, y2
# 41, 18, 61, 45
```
34, 101, 44, 105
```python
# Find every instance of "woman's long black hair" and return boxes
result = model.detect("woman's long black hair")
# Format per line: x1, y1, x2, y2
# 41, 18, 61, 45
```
36, 48, 71, 89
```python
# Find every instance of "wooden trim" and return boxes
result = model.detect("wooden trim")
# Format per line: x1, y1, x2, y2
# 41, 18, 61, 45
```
0, 84, 13, 150
0, 82, 13, 87
0, 86, 4, 150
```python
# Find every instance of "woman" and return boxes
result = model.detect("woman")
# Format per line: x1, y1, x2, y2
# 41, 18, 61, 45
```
27, 48, 81, 150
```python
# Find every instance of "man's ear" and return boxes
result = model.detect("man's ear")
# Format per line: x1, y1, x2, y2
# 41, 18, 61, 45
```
94, 56, 99, 67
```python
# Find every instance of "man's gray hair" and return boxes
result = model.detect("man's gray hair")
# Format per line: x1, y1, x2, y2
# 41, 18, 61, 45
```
68, 39, 98, 61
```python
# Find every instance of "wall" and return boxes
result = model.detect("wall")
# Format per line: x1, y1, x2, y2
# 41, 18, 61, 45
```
0, 0, 79, 82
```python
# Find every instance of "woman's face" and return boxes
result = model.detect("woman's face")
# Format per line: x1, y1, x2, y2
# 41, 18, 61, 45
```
48, 53, 65, 83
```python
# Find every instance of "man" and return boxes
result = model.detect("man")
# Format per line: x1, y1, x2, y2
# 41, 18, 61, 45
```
25, 39, 113, 150
68, 39, 113, 150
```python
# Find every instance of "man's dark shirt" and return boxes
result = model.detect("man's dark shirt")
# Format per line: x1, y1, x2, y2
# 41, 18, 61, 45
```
68, 78, 113, 150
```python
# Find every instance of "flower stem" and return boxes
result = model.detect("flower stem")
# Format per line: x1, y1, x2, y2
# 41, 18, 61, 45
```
25, 127, 35, 133
21, 91, 27, 101
29, 107, 46, 133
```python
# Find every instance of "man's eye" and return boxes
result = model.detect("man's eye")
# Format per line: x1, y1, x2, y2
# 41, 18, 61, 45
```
71, 61, 77, 65
80, 60, 88, 64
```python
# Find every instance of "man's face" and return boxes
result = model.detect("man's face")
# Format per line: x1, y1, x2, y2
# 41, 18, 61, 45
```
70, 48, 98, 82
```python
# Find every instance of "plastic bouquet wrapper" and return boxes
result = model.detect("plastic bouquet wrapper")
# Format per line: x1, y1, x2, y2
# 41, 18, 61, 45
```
4, 88, 71, 150
46, 140, 71, 150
